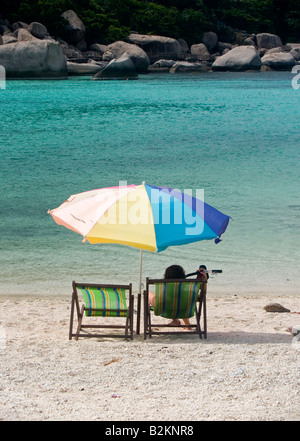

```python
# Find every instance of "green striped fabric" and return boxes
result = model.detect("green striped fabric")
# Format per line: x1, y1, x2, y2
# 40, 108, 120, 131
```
78, 286, 128, 317
154, 281, 201, 319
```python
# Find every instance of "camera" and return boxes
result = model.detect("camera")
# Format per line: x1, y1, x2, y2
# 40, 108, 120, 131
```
185, 265, 222, 279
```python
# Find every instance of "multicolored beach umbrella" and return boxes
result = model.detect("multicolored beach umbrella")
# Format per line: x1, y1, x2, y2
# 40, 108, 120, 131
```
49, 182, 230, 312
48, 183, 230, 252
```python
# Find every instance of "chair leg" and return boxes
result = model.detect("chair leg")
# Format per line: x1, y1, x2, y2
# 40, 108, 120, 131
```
69, 292, 75, 340
143, 292, 146, 339
143, 298, 152, 339
125, 314, 129, 341
196, 304, 202, 339
203, 294, 207, 339
131, 295, 134, 340
148, 304, 152, 338
197, 293, 207, 339
136, 293, 141, 335
143, 291, 148, 339
75, 305, 85, 341
125, 295, 134, 341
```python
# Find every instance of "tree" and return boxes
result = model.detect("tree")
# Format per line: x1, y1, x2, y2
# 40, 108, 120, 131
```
1, 0, 299, 47
285, 0, 300, 42
178, 8, 215, 45
130, 1, 180, 38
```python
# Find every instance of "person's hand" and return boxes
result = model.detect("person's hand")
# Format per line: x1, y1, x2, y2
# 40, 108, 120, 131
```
197, 269, 207, 281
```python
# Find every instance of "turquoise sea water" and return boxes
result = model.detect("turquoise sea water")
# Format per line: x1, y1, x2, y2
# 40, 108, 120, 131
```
1, 71, 299, 296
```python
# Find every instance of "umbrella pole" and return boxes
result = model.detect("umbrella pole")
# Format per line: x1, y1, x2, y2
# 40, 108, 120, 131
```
139, 248, 143, 295
136, 249, 143, 335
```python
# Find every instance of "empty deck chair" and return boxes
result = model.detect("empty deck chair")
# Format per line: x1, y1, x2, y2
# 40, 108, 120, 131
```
69, 282, 134, 340
144, 278, 207, 339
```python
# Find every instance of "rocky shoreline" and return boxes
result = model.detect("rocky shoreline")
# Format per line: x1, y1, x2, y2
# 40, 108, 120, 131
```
1, 9, 300, 79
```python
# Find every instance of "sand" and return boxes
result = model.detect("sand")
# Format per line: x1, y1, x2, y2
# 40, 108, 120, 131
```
0, 292, 299, 422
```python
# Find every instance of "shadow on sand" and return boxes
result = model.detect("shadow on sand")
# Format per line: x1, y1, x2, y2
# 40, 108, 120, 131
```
142, 330, 292, 345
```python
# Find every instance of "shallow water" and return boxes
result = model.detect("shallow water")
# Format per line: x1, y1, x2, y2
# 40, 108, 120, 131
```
0, 71, 299, 296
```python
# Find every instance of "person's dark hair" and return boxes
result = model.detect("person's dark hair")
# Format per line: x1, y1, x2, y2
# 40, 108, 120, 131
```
164, 265, 186, 279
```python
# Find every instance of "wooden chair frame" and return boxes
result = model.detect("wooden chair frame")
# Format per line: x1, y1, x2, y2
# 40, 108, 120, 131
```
69, 281, 134, 341
143, 278, 207, 339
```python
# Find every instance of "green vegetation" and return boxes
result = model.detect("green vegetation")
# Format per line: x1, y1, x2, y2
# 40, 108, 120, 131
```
1, 0, 300, 45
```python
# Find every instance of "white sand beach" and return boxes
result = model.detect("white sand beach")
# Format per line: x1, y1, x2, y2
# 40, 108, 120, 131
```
0, 292, 299, 421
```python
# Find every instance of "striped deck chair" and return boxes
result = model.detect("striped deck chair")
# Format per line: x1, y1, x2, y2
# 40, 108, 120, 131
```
69, 282, 134, 340
143, 278, 207, 339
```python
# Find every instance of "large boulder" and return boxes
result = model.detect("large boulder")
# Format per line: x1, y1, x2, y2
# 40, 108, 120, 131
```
11, 21, 29, 31
102, 41, 149, 73
264, 46, 283, 55
256, 33, 282, 50
152, 59, 175, 68
17, 28, 39, 42
212, 45, 262, 71
61, 10, 85, 44
28, 22, 48, 39
127, 33, 184, 63
67, 61, 106, 76
291, 47, 300, 61
202, 31, 218, 52
148, 59, 175, 72
93, 53, 138, 80
261, 52, 296, 70
89, 43, 108, 56
0, 39, 68, 78
177, 39, 190, 58
170, 61, 204, 73
190, 43, 211, 61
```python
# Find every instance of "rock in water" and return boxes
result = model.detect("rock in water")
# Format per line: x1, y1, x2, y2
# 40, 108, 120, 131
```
127, 33, 184, 63
102, 41, 149, 73
261, 52, 296, 70
212, 46, 262, 71
93, 53, 138, 80
0, 39, 67, 78
170, 61, 204, 73
67, 61, 106, 76
264, 303, 290, 313
190, 43, 211, 61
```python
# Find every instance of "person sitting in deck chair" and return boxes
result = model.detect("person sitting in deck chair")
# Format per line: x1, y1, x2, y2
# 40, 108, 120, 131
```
148, 264, 207, 327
